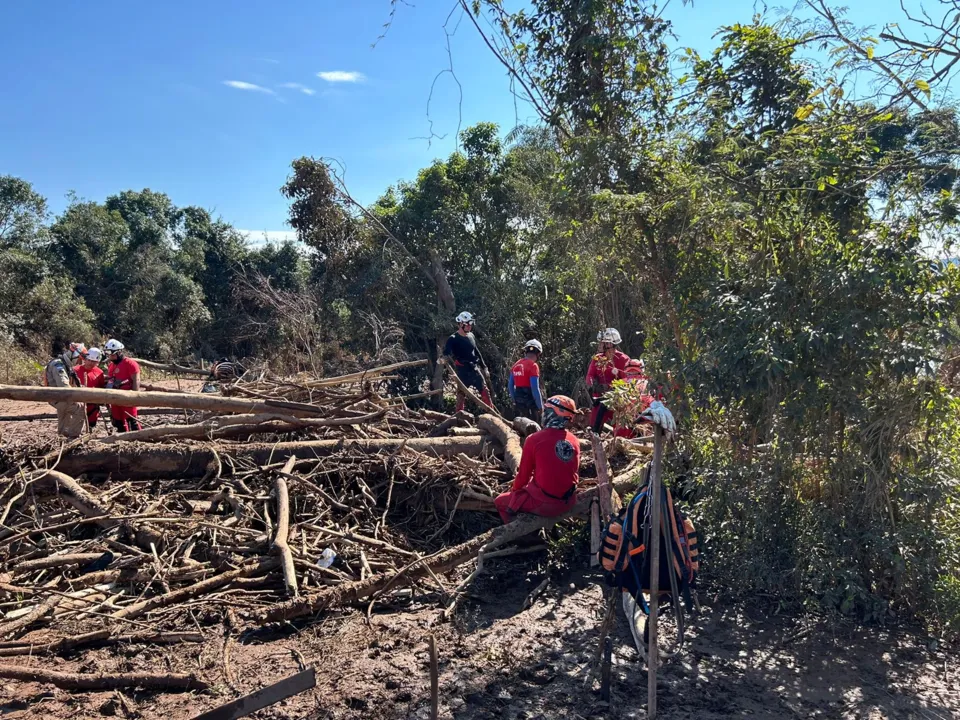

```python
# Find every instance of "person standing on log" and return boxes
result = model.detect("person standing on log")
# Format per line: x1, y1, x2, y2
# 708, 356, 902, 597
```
442, 311, 493, 412
495, 395, 581, 523
42, 341, 87, 438
104, 339, 142, 432
508, 339, 544, 423
74, 346, 106, 430
586, 328, 630, 434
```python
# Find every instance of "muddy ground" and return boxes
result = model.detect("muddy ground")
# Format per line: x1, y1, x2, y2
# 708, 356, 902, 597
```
0, 560, 955, 720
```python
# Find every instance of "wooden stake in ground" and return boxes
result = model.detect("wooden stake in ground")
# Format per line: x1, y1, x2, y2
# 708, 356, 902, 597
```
647, 425, 665, 719
272, 456, 299, 597
429, 634, 439, 720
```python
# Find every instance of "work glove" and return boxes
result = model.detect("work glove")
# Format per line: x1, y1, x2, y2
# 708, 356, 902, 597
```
639, 400, 676, 440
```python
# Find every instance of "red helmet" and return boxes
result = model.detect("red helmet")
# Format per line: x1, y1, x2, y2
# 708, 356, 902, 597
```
624, 358, 645, 378
544, 395, 577, 420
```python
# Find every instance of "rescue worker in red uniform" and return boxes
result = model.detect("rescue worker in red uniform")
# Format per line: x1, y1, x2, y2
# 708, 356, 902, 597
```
495, 395, 581, 524
442, 311, 493, 412
586, 328, 630, 434
104, 339, 142, 432
508, 339, 543, 422
612, 358, 654, 439
74, 346, 106, 429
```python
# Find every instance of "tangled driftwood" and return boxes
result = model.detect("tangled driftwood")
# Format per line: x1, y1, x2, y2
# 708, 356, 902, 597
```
0, 360, 649, 702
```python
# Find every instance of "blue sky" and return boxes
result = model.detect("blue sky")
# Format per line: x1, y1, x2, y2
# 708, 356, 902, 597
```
0, 0, 912, 242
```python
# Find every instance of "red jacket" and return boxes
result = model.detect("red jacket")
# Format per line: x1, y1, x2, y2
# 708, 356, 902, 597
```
512, 427, 580, 498
586, 350, 630, 396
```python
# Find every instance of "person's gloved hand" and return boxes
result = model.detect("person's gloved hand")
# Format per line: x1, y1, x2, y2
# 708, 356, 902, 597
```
639, 400, 676, 439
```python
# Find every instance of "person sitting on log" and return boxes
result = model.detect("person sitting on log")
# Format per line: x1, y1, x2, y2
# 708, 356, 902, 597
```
104, 338, 142, 432
74, 346, 106, 430
42, 340, 87, 438
508, 339, 544, 423
442, 311, 493, 412
495, 395, 581, 524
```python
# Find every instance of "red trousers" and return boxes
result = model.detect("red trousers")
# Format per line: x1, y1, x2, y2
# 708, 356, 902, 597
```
495, 482, 577, 524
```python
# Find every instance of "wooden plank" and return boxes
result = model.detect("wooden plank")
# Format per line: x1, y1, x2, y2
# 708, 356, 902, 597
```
590, 499, 601, 567
190, 667, 316, 720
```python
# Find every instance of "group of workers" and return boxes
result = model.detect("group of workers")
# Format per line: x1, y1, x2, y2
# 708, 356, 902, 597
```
43, 339, 142, 438
441, 311, 675, 526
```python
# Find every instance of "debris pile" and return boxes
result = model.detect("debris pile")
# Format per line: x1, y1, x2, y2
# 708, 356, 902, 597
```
0, 359, 648, 699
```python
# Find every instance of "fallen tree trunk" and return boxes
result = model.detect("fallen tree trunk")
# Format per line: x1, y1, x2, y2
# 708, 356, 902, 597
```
134, 358, 212, 377
58, 436, 488, 480
304, 359, 429, 388
0, 664, 209, 691
477, 414, 523, 476
0, 385, 329, 418
0, 408, 184, 423
94, 409, 386, 445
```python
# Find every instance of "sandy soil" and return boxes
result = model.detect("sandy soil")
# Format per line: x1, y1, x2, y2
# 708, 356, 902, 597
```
0, 561, 955, 720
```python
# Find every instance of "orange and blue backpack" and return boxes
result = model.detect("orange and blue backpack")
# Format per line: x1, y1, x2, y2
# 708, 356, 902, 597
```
598, 468, 700, 619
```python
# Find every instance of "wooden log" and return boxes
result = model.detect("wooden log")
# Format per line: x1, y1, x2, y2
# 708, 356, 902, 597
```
591, 430, 615, 519
0, 408, 194, 422
13, 553, 114, 573
426, 410, 472, 437
477, 414, 523, 476
94, 409, 386, 445
0, 385, 329, 418
190, 667, 316, 720
57, 436, 487, 480
0, 664, 209, 691
0, 596, 61, 640
0, 631, 203, 658
304, 359, 429, 388
272, 457, 299, 597
134, 358, 212, 377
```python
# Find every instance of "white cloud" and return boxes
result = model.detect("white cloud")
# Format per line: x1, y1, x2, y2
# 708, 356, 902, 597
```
239, 229, 299, 247
280, 82, 316, 96
222, 80, 275, 94
316, 70, 365, 83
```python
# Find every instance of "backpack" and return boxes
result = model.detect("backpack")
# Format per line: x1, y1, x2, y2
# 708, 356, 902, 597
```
598, 468, 700, 614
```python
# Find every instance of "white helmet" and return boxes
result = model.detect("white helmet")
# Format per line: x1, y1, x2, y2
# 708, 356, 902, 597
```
86, 347, 103, 362
523, 339, 543, 354
104, 339, 125, 353
455, 311, 475, 325
597, 328, 622, 345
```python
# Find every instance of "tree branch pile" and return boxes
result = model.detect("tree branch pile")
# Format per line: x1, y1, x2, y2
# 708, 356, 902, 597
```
0, 361, 650, 698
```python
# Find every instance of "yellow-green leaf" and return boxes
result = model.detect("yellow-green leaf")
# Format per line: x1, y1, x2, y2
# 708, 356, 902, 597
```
795, 105, 814, 121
